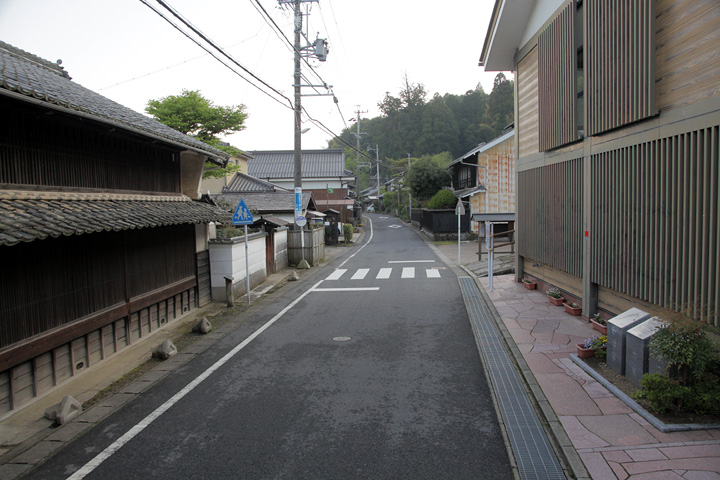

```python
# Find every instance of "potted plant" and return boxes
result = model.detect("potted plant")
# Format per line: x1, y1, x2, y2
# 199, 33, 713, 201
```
547, 287, 564, 306
521, 278, 537, 290
576, 338, 596, 358
563, 301, 582, 316
591, 313, 607, 334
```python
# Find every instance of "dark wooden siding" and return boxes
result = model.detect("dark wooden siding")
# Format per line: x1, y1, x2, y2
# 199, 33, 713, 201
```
518, 158, 583, 278
0, 224, 195, 349
196, 250, 211, 306
592, 124, 719, 325
0, 97, 181, 193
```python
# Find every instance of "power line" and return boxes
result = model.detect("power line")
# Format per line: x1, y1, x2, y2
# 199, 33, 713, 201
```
142, 0, 293, 109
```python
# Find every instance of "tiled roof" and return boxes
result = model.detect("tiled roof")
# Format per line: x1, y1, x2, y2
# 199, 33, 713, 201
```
0, 41, 227, 162
0, 190, 231, 247
215, 191, 316, 214
248, 149, 352, 179
223, 173, 289, 193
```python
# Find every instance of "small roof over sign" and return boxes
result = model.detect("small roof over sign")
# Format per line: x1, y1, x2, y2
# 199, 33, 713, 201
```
471, 212, 515, 222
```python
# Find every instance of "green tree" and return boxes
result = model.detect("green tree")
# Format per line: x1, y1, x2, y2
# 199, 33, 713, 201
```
416, 94, 460, 156
487, 73, 514, 133
406, 156, 451, 201
146, 89, 248, 178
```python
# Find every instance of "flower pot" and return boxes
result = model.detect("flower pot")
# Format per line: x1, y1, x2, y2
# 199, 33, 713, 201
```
576, 344, 595, 359
563, 303, 582, 316
522, 280, 537, 290
548, 296, 564, 306
591, 320, 608, 335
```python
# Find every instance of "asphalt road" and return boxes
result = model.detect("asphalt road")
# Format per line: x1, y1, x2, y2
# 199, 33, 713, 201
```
29, 214, 513, 479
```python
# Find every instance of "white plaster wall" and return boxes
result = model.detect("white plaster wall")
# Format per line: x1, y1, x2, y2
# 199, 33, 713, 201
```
209, 234, 267, 290
195, 223, 209, 253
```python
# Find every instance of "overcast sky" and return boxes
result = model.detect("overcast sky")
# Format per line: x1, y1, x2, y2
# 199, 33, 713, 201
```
0, 0, 506, 154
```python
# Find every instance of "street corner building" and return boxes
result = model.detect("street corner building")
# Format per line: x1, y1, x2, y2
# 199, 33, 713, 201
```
0, 41, 232, 416
480, 1, 720, 325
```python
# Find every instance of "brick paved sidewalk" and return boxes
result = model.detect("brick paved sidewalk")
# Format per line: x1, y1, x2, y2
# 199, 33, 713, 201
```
478, 274, 720, 480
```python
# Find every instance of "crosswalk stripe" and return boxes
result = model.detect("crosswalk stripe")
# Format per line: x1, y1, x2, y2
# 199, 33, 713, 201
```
426, 269, 441, 278
327, 269, 346, 280
376, 268, 392, 279
401, 267, 415, 279
325, 267, 442, 281
351, 268, 369, 280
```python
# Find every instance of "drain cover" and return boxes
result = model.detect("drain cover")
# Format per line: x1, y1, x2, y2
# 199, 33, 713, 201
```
333, 336, 351, 342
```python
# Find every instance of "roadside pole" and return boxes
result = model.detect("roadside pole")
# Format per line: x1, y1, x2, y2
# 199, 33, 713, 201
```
232, 199, 254, 306
455, 199, 465, 266
487, 221, 494, 292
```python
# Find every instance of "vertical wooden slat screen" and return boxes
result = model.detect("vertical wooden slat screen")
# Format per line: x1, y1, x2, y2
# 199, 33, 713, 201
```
538, 2, 576, 151
0, 98, 182, 193
591, 125, 719, 326
586, 0, 656, 136
518, 158, 583, 277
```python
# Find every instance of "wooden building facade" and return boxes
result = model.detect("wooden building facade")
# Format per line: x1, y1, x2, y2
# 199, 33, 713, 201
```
448, 128, 516, 233
0, 42, 230, 416
481, 0, 720, 325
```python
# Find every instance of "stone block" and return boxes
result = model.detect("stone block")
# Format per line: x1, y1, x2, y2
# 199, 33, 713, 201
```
192, 317, 212, 334
151, 339, 177, 360
44, 395, 82, 425
625, 317, 663, 386
607, 308, 650, 375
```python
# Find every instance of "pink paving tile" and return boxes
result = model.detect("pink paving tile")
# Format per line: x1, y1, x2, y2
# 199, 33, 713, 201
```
583, 379, 616, 399
710, 430, 720, 440
524, 352, 564, 374
683, 471, 720, 480
609, 461, 629, 480
603, 450, 633, 463
627, 472, 684, 479
530, 343, 566, 353
506, 327, 536, 345
501, 317, 521, 330
531, 332, 554, 343
559, 416, 610, 448
624, 458, 720, 475
626, 447, 668, 461
595, 396, 634, 414
551, 332, 572, 345
659, 445, 720, 460
684, 431, 715, 441
517, 343, 533, 354
535, 372, 601, 415
516, 318, 538, 329
579, 451, 618, 479
578, 415, 659, 446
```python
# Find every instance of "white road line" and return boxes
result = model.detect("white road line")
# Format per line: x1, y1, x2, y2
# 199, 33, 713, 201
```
388, 260, 435, 264
401, 267, 415, 279
426, 269, 441, 278
376, 268, 392, 279
351, 268, 369, 280
311, 287, 380, 292
67, 281, 324, 480
326, 269, 346, 280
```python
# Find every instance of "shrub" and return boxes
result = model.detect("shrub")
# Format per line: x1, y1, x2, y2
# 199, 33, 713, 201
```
343, 223, 353, 244
633, 374, 691, 415
427, 190, 457, 209
649, 318, 714, 385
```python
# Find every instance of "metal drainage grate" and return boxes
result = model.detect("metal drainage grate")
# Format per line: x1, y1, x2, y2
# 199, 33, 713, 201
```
459, 277, 566, 480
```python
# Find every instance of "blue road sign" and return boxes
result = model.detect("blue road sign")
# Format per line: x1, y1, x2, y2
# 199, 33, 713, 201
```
232, 199, 254, 225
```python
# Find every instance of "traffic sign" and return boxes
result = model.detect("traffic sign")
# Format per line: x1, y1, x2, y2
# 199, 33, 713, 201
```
294, 187, 303, 218
232, 199, 254, 225
455, 199, 466, 216
295, 215, 307, 227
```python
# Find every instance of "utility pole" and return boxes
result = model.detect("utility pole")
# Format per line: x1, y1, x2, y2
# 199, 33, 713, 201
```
351, 107, 367, 219
367, 144, 380, 209
407, 153, 412, 222
279, 0, 327, 266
